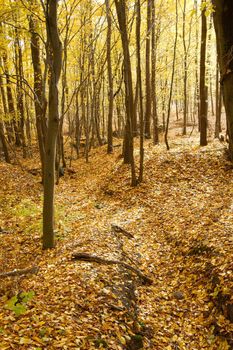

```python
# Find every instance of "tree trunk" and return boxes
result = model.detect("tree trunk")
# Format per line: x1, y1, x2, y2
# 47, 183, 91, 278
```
106, 0, 114, 153
43, 0, 62, 249
215, 62, 220, 138
212, 0, 233, 157
144, 0, 151, 139
114, 0, 136, 186
0, 121, 10, 163
182, 0, 187, 135
199, 1, 208, 146
151, 0, 158, 145
136, 0, 144, 183
15, 27, 27, 158
0, 72, 13, 146
194, 0, 200, 131
2, 52, 21, 146
165, 0, 178, 150
29, 14, 47, 178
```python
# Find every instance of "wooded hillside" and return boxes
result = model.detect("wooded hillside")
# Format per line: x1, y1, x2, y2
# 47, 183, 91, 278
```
0, 0, 233, 349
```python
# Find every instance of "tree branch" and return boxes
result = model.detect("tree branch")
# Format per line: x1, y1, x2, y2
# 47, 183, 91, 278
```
0, 266, 39, 278
72, 252, 152, 285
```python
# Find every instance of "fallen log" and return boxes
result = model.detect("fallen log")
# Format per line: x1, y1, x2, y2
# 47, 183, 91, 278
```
72, 252, 152, 285
0, 266, 39, 278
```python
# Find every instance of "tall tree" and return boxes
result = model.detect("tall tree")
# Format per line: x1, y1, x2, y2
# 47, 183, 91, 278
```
14, 26, 27, 158
114, 0, 136, 186
136, 0, 144, 182
182, 0, 188, 135
151, 0, 158, 145
199, 1, 208, 146
144, 0, 152, 139
0, 120, 10, 163
106, 0, 113, 153
43, 0, 62, 249
29, 13, 47, 178
212, 0, 233, 157
165, 0, 178, 150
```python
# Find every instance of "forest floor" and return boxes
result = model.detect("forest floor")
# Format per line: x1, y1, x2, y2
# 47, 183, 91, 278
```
0, 131, 233, 350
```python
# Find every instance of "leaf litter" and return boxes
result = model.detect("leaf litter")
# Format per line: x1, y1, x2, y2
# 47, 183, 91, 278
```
0, 135, 233, 349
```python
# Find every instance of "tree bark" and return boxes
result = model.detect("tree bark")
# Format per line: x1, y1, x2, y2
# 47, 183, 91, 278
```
43, 0, 62, 249
15, 27, 27, 158
151, 0, 158, 145
212, 0, 233, 157
0, 74, 10, 162
106, 0, 114, 153
165, 0, 178, 150
215, 62, 221, 138
136, 0, 144, 183
114, 0, 137, 186
182, 0, 187, 135
2, 52, 21, 146
0, 121, 10, 163
29, 14, 47, 178
144, 0, 151, 139
199, 2, 208, 146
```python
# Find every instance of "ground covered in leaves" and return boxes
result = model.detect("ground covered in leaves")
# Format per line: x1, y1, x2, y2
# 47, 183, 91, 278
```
0, 135, 233, 349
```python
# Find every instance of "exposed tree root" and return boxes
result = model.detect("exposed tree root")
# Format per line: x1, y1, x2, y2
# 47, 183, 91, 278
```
0, 266, 39, 278
72, 252, 153, 285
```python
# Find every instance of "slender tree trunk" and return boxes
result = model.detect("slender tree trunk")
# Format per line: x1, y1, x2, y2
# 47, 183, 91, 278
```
29, 14, 47, 178
2, 52, 21, 146
0, 72, 13, 143
75, 93, 81, 157
0, 121, 10, 163
57, 43, 68, 172
151, 0, 158, 145
136, 0, 144, 183
114, 0, 136, 186
215, 62, 220, 138
43, 0, 62, 249
182, 0, 187, 135
106, 0, 114, 153
199, 1, 208, 146
94, 84, 103, 146
206, 16, 214, 117
194, 0, 200, 131
165, 0, 178, 150
15, 28, 27, 158
144, 0, 151, 139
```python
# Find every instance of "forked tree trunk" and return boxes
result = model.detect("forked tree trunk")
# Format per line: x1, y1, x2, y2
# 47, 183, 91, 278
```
43, 0, 62, 249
